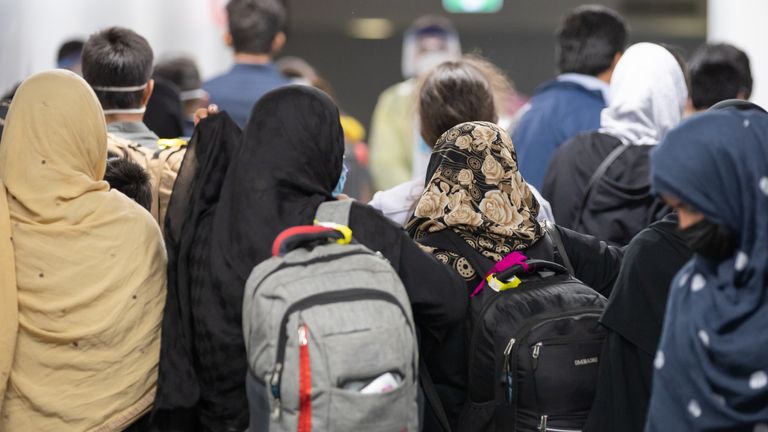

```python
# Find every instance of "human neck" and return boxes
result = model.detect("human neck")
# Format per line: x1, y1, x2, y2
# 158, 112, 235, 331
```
595, 69, 612, 84
105, 113, 144, 124
233, 52, 272, 65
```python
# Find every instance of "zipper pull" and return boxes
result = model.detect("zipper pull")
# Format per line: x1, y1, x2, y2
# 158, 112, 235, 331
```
531, 342, 542, 370
502, 338, 516, 403
298, 324, 309, 346
270, 363, 283, 419
539, 414, 548, 432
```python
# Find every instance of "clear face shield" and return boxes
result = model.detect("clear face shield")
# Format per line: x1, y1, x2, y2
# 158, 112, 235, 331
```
401, 24, 462, 80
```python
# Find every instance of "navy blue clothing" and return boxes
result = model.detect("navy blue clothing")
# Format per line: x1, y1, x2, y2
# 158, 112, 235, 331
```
203, 63, 289, 128
646, 109, 768, 431
512, 80, 606, 189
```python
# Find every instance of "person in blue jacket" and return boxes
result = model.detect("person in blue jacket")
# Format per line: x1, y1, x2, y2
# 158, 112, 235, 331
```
203, 0, 290, 128
512, 5, 627, 189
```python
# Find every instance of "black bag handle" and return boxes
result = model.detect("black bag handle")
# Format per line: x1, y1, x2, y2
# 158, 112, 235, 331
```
494, 259, 569, 281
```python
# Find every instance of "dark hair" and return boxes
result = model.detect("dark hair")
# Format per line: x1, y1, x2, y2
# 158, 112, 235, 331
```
104, 157, 152, 210
57, 39, 84, 63
418, 55, 503, 148
689, 43, 753, 110
154, 56, 202, 93
556, 5, 627, 76
227, 0, 286, 55
82, 27, 154, 110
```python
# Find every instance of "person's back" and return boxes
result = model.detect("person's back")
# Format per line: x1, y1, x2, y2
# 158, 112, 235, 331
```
542, 43, 689, 245
203, 0, 289, 127
406, 121, 622, 430
0, 70, 166, 431
585, 214, 692, 432
513, 5, 627, 189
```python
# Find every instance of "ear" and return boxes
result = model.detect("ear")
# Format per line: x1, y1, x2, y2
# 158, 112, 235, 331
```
736, 89, 749, 100
141, 79, 155, 106
271, 31, 287, 56
224, 31, 234, 48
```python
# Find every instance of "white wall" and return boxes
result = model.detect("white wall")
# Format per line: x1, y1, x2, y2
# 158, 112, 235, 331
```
708, 0, 768, 109
0, 0, 233, 94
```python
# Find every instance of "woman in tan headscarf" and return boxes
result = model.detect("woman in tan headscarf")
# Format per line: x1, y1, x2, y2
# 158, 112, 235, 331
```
0, 70, 167, 431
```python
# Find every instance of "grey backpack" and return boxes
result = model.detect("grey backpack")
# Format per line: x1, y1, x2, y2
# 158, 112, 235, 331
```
242, 200, 419, 432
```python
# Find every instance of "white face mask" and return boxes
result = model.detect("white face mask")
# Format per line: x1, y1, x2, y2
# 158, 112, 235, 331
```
91, 83, 149, 116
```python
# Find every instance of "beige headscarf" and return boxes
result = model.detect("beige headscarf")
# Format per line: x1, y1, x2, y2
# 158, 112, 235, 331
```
0, 70, 167, 431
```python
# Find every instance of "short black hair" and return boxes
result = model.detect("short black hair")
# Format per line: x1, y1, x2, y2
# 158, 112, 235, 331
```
154, 56, 202, 93
57, 39, 84, 63
82, 27, 154, 110
105, 157, 152, 211
689, 43, 753, 110
227, 0, 286, 55
556, 5, 628, 76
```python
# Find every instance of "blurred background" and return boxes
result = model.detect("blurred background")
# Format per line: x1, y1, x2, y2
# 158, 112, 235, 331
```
0, 0, 765, 128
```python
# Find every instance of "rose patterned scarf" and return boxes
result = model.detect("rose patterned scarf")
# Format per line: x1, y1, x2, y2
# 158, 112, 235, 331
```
407, 121, 543, 280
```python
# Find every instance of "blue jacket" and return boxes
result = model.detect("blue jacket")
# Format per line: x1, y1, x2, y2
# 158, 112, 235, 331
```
203, 63, 289, 128
512, 80, 606, 189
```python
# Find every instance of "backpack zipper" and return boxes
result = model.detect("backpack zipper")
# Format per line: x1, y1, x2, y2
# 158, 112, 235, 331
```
252, 249, 372, 300
270, 288, 413, 418
501, 309, 603, 413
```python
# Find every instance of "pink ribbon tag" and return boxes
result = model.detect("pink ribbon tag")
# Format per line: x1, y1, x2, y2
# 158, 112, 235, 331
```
469, 251, 529, 298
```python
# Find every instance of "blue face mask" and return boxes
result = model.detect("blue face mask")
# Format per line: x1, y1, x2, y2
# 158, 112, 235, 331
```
332, 163, 349, 197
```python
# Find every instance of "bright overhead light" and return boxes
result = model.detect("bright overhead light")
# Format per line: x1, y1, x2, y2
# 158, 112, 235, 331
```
443, 0, 503, 13
347, 18, 395, 40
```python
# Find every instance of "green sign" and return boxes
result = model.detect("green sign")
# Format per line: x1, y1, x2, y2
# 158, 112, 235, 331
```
443, 0, 503, 13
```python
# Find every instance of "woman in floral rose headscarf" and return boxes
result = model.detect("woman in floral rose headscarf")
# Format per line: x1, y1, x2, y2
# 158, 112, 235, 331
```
406, 121, 623, 429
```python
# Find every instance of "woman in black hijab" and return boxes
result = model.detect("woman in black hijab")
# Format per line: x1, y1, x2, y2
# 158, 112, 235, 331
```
158, 86, 466, 431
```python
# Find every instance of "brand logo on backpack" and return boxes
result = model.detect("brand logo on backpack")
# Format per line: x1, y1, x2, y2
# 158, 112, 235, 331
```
574, 357, 599, 366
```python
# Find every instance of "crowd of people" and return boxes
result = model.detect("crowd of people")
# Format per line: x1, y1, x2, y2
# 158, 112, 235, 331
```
0, 0, 767, 431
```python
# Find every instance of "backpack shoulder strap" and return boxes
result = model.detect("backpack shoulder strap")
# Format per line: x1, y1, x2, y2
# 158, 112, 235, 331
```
315, 199, 353, 226
420, 359, 453, 432
574, 143, 629, 228
542, 221, 574, 275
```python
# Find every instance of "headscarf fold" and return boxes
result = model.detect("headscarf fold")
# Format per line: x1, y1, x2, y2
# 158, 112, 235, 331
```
407, 121, 543, 267
0, 70, 166, 431
600, 43, 688, 146
646, 108, 768, 430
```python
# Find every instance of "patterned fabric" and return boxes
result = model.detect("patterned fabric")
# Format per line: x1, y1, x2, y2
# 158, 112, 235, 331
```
407, 121, 543, 280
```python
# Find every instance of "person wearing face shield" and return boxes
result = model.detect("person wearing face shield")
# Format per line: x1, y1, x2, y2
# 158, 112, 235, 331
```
368, 16, 461, 191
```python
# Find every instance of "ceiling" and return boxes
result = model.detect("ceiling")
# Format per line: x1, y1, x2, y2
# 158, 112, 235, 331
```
285, 0, 707, 38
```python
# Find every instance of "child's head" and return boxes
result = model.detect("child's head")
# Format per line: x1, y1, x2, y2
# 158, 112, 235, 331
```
104, 157, 152, 210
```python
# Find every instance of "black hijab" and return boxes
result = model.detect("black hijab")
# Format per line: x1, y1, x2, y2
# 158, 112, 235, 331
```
158, 86, 341, 429
211, 85, 344, 279
152, 112, 242, 430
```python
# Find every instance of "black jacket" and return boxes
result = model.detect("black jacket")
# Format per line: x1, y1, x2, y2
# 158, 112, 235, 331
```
543, 132, 656, 246
584, 215, 692, 432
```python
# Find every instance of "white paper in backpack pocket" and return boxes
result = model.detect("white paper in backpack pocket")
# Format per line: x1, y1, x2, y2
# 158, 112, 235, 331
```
360, 372, 403, 394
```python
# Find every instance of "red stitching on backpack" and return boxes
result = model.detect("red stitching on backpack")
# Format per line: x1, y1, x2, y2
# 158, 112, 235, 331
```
298, 324, 312, 432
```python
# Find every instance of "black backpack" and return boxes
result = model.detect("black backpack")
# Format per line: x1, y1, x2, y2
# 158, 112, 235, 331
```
423, 228, 607, 432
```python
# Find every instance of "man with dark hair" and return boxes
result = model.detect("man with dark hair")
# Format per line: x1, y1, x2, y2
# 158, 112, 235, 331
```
512, 5, 627, 189
82, 27, 160, 150
56, 39, 84, 74
203, 0, 290, 127
155, 56, 209, 136
687, 42, 752, 112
